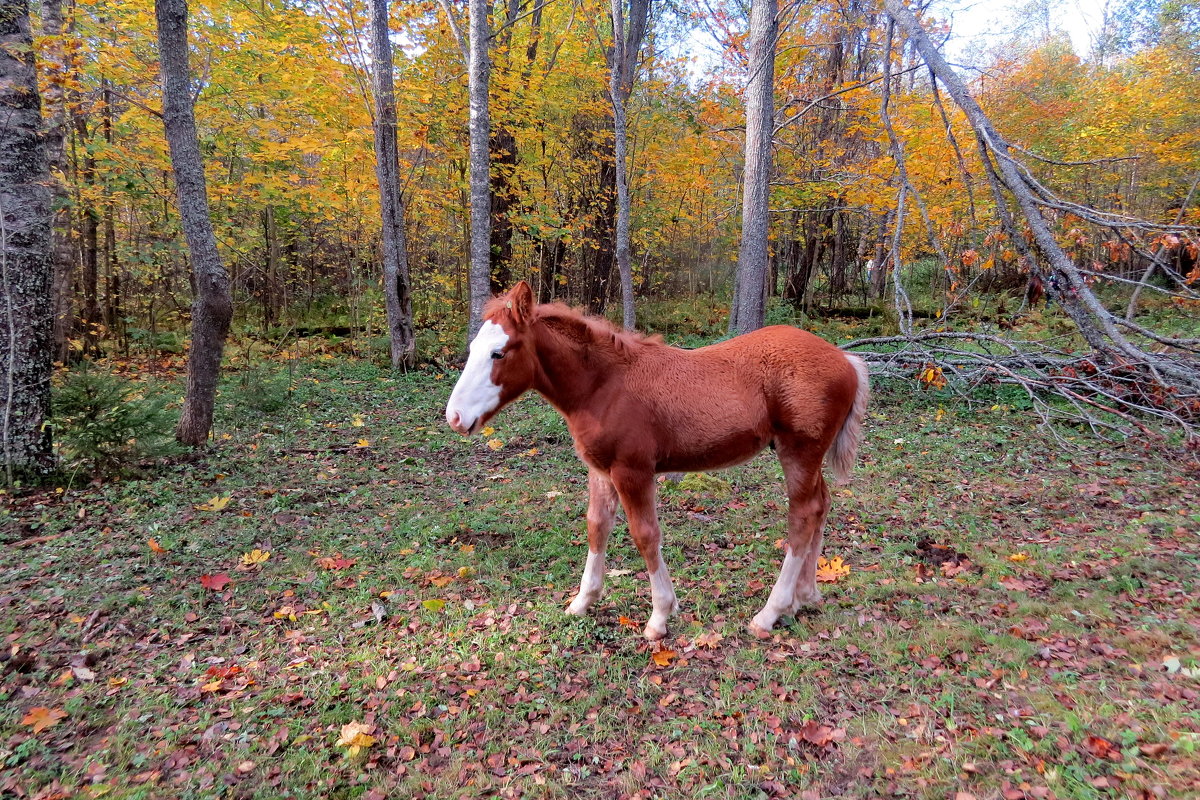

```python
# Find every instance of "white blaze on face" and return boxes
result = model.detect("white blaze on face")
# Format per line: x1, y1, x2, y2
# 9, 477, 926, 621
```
446, 320, 509, 435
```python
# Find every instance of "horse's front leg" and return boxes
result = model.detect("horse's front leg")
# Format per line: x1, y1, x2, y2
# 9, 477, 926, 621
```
566, 468, 618, 616
611, 467, 678, 641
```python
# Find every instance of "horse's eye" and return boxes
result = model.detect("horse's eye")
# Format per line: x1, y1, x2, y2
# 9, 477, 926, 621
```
491, 351, 505, 360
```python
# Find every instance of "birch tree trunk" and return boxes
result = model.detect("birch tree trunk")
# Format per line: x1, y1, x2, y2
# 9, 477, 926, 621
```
467, 0, 491, 337
155, 0, 234, 446
369, 0, 415, 368
730, 0, 777, 335
0, 0, 54, 479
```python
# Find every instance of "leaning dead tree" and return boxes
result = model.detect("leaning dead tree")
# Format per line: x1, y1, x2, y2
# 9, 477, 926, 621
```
847, 0, 1200, 441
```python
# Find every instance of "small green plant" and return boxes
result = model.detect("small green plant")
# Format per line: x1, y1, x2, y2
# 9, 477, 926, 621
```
52, 365, 183, 474
222, 365, 295, 414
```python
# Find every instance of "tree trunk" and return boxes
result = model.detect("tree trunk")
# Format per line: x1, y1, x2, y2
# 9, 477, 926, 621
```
466, 0, 491, 337
730, 0, 777, 335
369, 0, 416, 368
155, 0, 233, 446
489, 126, 516, 293
607, 0, 650, 330
40, 0, 75, 365
0, 0, 54, 479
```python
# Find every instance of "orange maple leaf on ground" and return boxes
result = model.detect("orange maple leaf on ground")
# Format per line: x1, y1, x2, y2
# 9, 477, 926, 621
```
617, 616, 639, 629
147, 538, 167, 554
21, 707, 67, 733
651, 649, 677, 667
816, 556, 850, 583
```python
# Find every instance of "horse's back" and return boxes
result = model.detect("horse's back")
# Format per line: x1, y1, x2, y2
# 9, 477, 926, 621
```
610, 326, 858, 469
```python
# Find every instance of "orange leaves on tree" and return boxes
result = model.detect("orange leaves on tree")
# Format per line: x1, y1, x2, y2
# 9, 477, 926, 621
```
199, 573, 232, 591
21, 707, 67, 733
816, 556, 850, 583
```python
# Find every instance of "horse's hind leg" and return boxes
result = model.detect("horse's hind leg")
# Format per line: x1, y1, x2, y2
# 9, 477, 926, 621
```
750, 444, 831, 636
611, 466, 678, 641
567, 468, 619, 616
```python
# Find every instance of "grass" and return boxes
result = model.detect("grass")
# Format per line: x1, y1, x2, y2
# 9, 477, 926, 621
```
1, 350, 1199, 799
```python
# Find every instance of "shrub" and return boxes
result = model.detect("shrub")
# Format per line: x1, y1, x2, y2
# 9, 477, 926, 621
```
53, 366, 183, 474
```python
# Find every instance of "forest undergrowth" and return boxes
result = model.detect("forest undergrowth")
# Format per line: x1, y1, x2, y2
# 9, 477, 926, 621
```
2, 313, 1199, 798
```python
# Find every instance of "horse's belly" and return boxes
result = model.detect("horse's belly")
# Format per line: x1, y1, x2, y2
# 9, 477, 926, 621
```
656, 428, 770, 473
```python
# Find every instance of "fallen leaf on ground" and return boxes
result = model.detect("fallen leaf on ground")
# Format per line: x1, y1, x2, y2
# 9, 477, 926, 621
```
199, 573, 231, 591
336, 721, 376, 756
21, 707, 67, 733
194, 495, 231, 512
618, 616, 639, 628
651, 649, 677, 667
241, 549, 271, 566
816, 556, 850, 583
422, 599, 446, 612
147, 538, 167, 554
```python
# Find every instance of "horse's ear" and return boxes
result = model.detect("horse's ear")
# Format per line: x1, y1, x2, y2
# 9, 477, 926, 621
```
509, 281, 534, 326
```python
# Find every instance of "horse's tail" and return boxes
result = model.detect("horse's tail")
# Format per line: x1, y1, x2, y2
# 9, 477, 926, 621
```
828, 353, 869, 484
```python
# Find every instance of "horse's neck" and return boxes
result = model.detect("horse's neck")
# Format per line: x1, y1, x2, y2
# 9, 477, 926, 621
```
531, 318, 620, 415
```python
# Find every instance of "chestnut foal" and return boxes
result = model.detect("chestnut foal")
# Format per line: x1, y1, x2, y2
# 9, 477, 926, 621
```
446, 282, 869, 640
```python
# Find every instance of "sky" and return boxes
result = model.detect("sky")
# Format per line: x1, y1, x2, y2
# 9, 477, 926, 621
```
680, 0, 1111, 82
941, 0, 1109, 64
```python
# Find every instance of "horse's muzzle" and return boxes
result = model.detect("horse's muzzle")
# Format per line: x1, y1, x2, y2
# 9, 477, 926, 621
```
446, 411, 480, 436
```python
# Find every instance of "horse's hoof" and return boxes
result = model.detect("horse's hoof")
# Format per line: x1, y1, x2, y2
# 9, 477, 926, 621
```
565, 597, 590, 616
644, 622, 668, 641
747, 621, 773, 640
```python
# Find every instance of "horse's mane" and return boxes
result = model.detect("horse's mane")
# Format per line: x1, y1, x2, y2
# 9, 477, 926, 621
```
484, 297, 661, 360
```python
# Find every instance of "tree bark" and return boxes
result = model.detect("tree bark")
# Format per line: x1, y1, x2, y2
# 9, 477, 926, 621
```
155, 0, 233, 446
730, 0, 777, 335
0, 0, 54, 479
466, 0, 492, 337
40, 0, 75, 365
607, 0, 650, 330
369, 0, 416, 368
